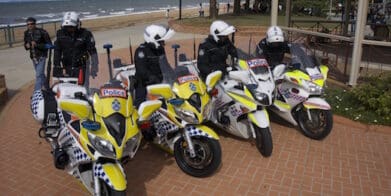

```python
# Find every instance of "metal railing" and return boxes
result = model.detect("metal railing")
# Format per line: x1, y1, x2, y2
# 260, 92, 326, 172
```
0, 20, 61, 47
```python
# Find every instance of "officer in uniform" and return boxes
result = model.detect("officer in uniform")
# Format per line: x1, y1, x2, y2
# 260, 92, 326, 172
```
255, 26, 290, 69
53, 12, 98, 87
197, 20, 237, 80
134, 24, 175, 107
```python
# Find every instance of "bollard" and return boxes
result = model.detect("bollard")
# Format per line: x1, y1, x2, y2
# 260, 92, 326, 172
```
7, 25, 12, 47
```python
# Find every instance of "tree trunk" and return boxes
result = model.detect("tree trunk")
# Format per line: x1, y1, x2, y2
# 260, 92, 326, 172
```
233, 0, 241, 15
245, 0, 250, 10
210, 0, 218, 19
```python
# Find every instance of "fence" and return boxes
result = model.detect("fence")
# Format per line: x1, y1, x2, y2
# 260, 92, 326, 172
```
0, 20, 61, 47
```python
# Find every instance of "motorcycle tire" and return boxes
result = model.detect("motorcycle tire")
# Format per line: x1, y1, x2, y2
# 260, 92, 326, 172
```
174, 137, 221, 177
297, 109, 333, 140
254, 125, 273, 157
99, 179, 126, 196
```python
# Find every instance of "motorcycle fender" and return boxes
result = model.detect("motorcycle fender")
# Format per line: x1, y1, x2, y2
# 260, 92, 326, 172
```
248, 110, 270, 129
185, 125, 219, 140
303, 97, 331, 110
95, 163, 126, 191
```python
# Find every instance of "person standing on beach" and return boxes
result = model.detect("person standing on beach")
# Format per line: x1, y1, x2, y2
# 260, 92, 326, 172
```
197, 20, 237, 80
53, 11, 98, 88
24, 17, 52, 91
134, 24, 175, 107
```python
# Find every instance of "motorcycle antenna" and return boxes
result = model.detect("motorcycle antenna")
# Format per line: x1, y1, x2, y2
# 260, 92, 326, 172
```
45, 44, 55, 88
129, 37, 134, 64
103, 43, 113, 80
172, 44, 180, 67
193, 35, 196, 60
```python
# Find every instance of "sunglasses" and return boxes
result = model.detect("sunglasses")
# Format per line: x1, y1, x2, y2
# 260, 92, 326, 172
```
27, 23, 36, 26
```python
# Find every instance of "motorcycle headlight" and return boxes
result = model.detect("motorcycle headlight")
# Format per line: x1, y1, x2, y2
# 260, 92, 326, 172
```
302, 80, 323, 95
175, 107, 199, 124
254, 92, 271, 106
123, 132, 141, 158
88, 133, 116, 159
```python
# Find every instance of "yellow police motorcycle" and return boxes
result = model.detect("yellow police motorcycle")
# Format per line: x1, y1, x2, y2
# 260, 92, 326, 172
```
270, 43, 333, 140
31, 59, 161, 195
206, 51, 274, 157
145, 55, 222, 177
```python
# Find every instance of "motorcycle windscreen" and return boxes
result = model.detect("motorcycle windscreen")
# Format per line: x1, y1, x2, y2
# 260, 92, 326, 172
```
290, 43, 320, 71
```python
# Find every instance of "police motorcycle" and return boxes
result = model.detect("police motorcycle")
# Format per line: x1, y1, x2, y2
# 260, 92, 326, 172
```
143, 45, 222, 177
270, 43, 333, 140
30, 44, 162, 195
206, 49, 274, 157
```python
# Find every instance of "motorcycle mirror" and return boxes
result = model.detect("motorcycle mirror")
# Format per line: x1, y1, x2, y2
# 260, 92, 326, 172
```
273, 64, 286, 80
205, 70, 222, 90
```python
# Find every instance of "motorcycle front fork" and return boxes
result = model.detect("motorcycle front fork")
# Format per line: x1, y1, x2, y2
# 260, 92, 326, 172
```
183, 130, 196, 158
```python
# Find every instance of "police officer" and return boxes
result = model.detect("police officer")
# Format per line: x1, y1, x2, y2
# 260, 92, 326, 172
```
255, 26, 290, 69
53, 12, 98, 87
197, 20, 237, 80
24, 17, 52, 91
134, 24, 175, 107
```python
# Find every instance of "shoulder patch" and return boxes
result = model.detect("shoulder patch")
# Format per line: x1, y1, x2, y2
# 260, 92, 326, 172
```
198, 49, 205, 56
138, 51, 145, 58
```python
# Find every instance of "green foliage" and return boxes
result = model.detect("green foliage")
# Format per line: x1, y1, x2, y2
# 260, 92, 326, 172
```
351, 73, 391, 116
325, 73, 391, 126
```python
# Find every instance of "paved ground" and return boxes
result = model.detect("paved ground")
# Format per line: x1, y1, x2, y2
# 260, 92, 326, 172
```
0, 38, 391, 195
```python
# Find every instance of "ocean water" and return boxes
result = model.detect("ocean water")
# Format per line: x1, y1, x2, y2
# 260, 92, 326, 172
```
0, 0, 231, 25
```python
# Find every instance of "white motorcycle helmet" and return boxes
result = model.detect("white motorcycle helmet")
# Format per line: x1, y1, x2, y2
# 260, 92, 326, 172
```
31, 90, 45, 123
62, 11, 80, 28
143, 24, 175, 48
210, 20, 236, 42
266, 26, 284, 46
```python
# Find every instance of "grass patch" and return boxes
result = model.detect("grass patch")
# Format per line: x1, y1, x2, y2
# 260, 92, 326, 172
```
324, 83, 391, 126
178, 14, 333, 28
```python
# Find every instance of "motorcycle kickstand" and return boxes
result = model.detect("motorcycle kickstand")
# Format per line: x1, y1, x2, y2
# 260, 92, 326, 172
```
183, 131, 196, 158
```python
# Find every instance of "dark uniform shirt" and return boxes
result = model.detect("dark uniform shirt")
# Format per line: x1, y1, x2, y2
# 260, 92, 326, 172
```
134, 42, 164, 86
53, 27, 97, 75
255, 38, 290, 68
197, 35, 237, 80
23, 28, 52, 59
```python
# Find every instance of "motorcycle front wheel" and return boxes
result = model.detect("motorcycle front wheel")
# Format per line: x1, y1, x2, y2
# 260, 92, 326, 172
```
297, 108, 333, 140
100, 180, 126, 196
174, 137, 221, 177
254, 125, 273, 157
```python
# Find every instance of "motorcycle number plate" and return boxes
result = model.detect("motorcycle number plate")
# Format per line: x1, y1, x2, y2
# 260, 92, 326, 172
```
306, 67, 323, 80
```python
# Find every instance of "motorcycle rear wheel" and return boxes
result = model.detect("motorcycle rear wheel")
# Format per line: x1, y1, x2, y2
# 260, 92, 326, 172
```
254, 125, 273, 157
100, 180, 126, 196
174, 137, 221, 177
298, 109, 333, 140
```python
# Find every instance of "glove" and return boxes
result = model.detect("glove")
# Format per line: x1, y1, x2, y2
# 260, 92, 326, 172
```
90, 65, 98, 79
53, 66, 63, 77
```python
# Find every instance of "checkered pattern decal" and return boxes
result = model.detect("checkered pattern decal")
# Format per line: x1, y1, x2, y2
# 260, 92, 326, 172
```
30, 90, 44, 121
73, 148, 90, 162
94, 163, 113, 188
185, 126, 212, 138
151, 112, 178, 136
